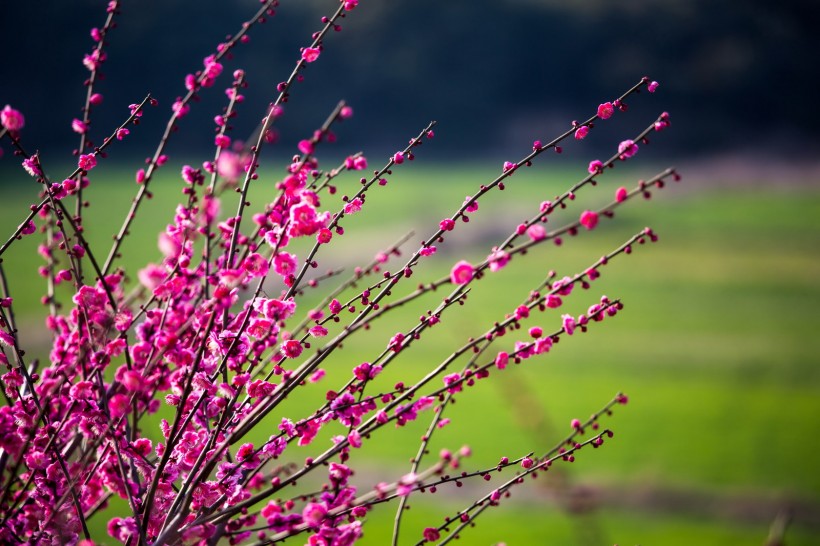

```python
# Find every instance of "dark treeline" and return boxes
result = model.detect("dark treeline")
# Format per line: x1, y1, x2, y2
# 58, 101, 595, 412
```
1, 0, 816, 165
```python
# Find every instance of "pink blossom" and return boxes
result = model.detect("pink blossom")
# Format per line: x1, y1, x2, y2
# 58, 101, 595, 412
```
527, 224, 546, 241
340, 105, 354, 118
78, 153, 97, 171
618, 139, 639, 158
588, 159, 604, 174
521, 457, 534, 469
317, 228, 332, 244
89, 93, 103, 105
579, 210, 599, 230
534, 336, 552, 354
1, 105, 25, 131
648, 80, 659, 93
502, 161, 516, 173
393, 151, 405, 164
172, 99, 190, 118
298, 139, 315, 155
616, 186, 628, 202
562, 314, 576, 335
281, 339, 303, 359
302, 502, 327, 528
273, 252, 298, 277
439, 218, 455, 232
423, 528, 441, 542
22, 157, 41, 177
302, 47, 321, 63
449, 260, 474, 285
574, 125, 589, 140
309, 325, 328, 337
214, 134, 231, 148
419, 245, 437, 257
529, 326, 543, 339
83, 50, 102, 71
116, 127, 130, 140
571, 418, 582, 429
488, 249, 510, 272
216, 150, 249, 183
343, 0, 359, 10
597, 102, 614, 119
71, 118, 88, 134
463, 196, 479, 213
242, 253, 269, 278
495, 351, 509, 370
655, 112, 671, 131
343, 197, 363, 215
397, 472, 417, 496
345, 155, 368, 170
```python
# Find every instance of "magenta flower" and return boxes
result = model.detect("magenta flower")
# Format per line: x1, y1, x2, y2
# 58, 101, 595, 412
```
648, 80, 659, 93
302, 502, 327, 528
22, 157, 41, 177
488, 249, 510, 272
588, 159, 604, 174
562, 314, 577, 335
281, 339, 303, 359
298, 139, 315, 155
574, 125, 589, 140
343, 197, 363, 215
616, 186, 628, 202
618, 139, 639, 158
597, 101, 614, 119
1, 105, 25, 131
78, 153, 97, 171
449, 260, 474, 285
302, 47, 321, 63
527, 224, 546, 241
423, 527, 441, 542
71, 118, 88, 134
495, 351, 509, 370
579, 210, 599, 230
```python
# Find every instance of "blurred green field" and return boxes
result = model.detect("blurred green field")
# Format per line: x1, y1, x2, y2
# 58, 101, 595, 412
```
1, 161, 818, 545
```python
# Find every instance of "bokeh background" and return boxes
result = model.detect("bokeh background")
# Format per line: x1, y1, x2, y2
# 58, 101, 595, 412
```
1, 0, 818, 544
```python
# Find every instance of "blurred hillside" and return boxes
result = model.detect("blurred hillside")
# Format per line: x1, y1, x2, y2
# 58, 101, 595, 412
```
1, 0, 817, 165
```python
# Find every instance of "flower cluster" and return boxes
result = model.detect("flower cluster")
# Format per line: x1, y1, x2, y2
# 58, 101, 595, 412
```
0, 2, 679, 545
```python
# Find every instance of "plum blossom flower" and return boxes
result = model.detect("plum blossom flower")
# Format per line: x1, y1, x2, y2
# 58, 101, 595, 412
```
618, 139, 639, 159
574, 125, 589, 140
71, 118, 88, 134
423, 528, 441, 542
302, 502, 327, 528
579, 210, 599, 230
449, 260, 474, 285
597, 101, 614, 119
302, 47, 320, 63
1, 105, 25, 131
78, 153, 97, 171
562, 314, 577, 335
588, 159, 604, 174
488, 249, 510, 272
648, 80, 659, 92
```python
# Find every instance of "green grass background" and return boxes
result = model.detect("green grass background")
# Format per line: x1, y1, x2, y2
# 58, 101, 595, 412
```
1, 161, 818, 545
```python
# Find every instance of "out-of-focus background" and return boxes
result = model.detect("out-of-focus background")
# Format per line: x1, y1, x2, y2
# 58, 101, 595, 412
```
1, 0, 818, 544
